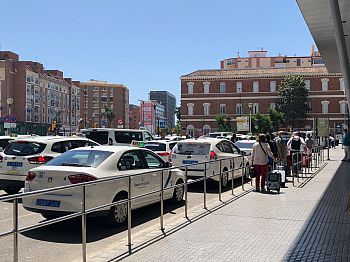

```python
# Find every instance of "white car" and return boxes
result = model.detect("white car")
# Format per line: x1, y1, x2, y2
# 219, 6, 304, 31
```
22, 146, 185, 225
234, 140, 256, 163
0, 136, 99, 194
144, 140, 177, 161
170, 138, 250, 188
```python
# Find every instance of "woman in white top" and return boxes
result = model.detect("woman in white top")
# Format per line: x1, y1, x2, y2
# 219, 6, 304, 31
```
251, 134, 275, 192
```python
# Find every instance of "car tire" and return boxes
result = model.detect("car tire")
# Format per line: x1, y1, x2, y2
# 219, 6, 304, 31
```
221, 169, 229, 188
106, 192, 128, 227
170, 179, 184, 204
4, 187, 21, 195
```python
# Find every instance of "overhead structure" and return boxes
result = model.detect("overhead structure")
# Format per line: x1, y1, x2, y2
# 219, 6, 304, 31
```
297, 0, 350, 109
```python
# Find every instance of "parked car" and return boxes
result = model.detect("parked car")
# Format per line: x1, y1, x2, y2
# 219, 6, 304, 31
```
144, 140, 177, 161
234, 140, 256, 163
22, 146, 185, 225
201, 132, 233, 138
0, 135, 34, 152
81, 128, 154, 146
0, 136, 99, 194
170, 138, 250, 188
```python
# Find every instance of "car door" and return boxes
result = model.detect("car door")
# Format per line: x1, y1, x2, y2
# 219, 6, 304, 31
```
216, 141, 235, 175
229, 142, 245, 178
118, 150, 154, 207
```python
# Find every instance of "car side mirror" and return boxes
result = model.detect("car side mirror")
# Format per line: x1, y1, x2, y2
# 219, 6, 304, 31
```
165, 161, 172, 168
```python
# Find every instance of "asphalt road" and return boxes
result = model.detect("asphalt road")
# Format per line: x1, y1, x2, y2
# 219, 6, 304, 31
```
0, 178, 250, 262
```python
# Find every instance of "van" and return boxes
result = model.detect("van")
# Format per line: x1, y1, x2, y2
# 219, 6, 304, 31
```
81, 128, 154, 146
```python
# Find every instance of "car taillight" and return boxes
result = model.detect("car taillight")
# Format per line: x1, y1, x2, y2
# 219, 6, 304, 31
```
0, 155, 3, 163
68, 174, 97, 184
26, 171, 37, 181
210, 151, 217, 160
28, 156, 54, 164
158, 152, 170, 156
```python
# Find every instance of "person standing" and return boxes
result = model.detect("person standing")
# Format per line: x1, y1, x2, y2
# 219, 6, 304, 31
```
287, 132, 306, 176
274, 131, 287, 171
251, 134, 275, 193
342, 129, 350, 162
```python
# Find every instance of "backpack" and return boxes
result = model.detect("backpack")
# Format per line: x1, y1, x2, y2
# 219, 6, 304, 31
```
291, 137, 301, 151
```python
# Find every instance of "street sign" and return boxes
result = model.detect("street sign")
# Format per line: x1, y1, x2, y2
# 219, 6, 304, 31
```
139, 122, 144, 127
117, 119, 123, 125
10, 114, 16, 123
317, 118, 329, 137
236, 116, 249, 132
159, 121, 166, 129
117, 125, 124, 129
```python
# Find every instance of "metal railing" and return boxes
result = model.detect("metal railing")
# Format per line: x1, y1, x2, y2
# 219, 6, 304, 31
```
0, 155, 248, 262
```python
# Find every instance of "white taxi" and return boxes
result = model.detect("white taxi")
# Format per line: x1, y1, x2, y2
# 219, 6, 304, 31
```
0, 136, 99, 194
22, 146, 185, 225
144, 140, 177, 161
170, 138, 250, 188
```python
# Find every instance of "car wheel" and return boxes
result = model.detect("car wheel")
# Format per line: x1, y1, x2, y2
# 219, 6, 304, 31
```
107, 192, 128, 226
4, 187, 21, 195
221, 169, 229, 188
170, 179, 184, 204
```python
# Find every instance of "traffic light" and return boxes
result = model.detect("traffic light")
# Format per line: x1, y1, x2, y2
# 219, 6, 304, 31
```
92, 123, 98, 128
51, 121, 57, 130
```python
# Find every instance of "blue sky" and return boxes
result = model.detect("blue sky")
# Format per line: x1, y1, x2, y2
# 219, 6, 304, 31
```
1, 0, 314, 105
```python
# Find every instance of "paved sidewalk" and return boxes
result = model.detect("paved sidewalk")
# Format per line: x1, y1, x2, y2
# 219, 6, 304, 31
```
92, 147, 350, 261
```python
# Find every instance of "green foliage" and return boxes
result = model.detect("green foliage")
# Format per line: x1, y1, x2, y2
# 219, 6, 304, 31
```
269, 109, 285, 131
277, 76, 310, 129
251, 113, 272, 134
175, 106, 181, 123
104, 107, 115, 127
215, 114, 232, 132
174, 122, 181, 135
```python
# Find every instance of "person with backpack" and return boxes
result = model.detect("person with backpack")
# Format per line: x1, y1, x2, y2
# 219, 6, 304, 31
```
287, 132, 306, 176
342, 129, 350, 162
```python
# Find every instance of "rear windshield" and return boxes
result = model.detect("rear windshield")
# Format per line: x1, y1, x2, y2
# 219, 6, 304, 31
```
46, 150, 113, 168
144, 142, 166, 151
208, 133, 220, 138
4, 141, 46, 156
115, 131, 142, 144
234, 142, 254, 149
173, 143, 211, 155
83, 131, 109, 145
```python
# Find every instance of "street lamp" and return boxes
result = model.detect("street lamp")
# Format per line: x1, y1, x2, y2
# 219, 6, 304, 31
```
138, 99, 145, 128
248, 103, 253, 134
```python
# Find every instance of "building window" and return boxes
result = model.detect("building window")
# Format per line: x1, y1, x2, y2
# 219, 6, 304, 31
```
187, 125, 194, 138
269, 81, 276, 93
270, 103, 276, 110
219, 104, 226, 115
187, 103, 194, 115
203, 125, 211, 135
321, 78, 329, 91
236, 103, 242, 115
203, 103, 210, 116
187, 82, 194, 94
236, 82, 242, 93
203, 82, 210, 94
219, 82, 226, 93
253, 81, 259, 92
253, 103, 259, 114
339, 100, 347, 114
305, 80, 311, 90
339, 78, 345, 91
321, 101, 329, 113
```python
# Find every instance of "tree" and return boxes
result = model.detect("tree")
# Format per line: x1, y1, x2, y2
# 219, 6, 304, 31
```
104, 107, 115, 128
269, 109, 285, 132
215, 114, 232, 132
277, 76, 310, 129
251, 113, 272, 134
174, 122, 181, 135
175, 106, 181, 123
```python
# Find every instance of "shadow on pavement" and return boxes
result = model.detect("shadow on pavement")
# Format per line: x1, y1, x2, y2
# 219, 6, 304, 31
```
284, 162, 350, 261
188, 177, 251, 194
21, 201, 184, 244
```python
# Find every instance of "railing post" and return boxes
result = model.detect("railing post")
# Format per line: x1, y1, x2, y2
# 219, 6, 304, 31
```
297, 153, 300, 183
203, 163, 207, 209
127, 177, 132, 253
160, 171, 164, 231
81, 185, 87, 262
219, 159, 222, 202
184, 166, 188, 219
241, 156, 245, 191
292, 153, 295, 187
13, 198, 18, 262
231, 159, 235, 195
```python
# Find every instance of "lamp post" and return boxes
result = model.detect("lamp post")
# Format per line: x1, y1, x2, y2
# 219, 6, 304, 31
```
248, 103, 253, 134
138, 99, 145, 128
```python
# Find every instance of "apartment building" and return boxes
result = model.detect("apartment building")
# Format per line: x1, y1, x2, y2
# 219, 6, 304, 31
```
79, 80, 129, 129
129, 104, 140, 129
149, 91, 176, 132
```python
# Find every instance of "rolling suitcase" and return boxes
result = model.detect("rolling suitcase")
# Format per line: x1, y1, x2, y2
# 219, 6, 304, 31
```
266, 171, 281, 194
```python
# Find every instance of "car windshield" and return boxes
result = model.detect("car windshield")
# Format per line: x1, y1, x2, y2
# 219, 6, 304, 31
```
234, 142, 254, 149
45, 150, 113, 168
144, 142, 166, 151
4, 141, 46, 156
83, 131, 109, 145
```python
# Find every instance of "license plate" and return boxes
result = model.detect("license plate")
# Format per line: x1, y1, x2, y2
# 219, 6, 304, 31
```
7, 162, 23, 167
182, 160, 199, 165
35, 199, 61, 208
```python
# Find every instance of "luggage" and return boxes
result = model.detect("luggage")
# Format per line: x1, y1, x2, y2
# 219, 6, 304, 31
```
266, 171, 281, 193
274, 165, 286, 187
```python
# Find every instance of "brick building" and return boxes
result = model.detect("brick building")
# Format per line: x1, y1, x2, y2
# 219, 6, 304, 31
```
129, 104, 140, 129
0, 51, 81, 135
79, 80, 129, 129
181, 50, 347, 137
